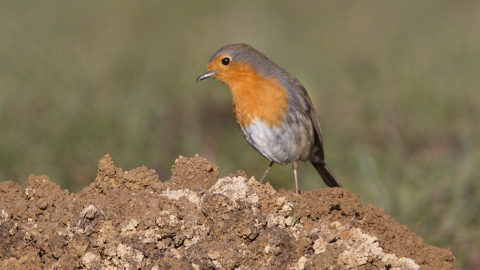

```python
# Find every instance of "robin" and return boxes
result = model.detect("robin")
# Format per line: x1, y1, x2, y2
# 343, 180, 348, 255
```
197, 43, 341, 194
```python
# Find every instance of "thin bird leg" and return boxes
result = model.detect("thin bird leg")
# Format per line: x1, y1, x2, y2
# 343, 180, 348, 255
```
292, 161, 299, 194
259, 161, 274, 183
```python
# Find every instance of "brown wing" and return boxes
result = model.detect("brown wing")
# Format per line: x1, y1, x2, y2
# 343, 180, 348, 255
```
306, 97, 325, 161
297, 85, 342, 187
290, 81, 325, 161
270, 65, 341, 187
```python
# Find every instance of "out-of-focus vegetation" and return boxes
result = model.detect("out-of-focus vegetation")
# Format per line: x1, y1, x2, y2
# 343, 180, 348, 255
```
0, 1, 478, 267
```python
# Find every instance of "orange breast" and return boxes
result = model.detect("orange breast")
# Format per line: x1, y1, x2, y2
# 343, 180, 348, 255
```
213, 62, 289, 128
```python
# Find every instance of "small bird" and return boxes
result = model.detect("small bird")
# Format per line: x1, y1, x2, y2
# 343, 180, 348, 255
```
197, 43, 341, 194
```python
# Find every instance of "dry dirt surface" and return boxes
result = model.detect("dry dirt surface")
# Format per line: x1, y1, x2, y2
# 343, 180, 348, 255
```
0, 154, 454, 269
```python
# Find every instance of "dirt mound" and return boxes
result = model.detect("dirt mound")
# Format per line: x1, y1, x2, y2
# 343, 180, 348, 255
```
0, 154, 454, 269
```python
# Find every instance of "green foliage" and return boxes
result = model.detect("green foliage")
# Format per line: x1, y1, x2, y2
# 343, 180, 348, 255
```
0, 1, 478, 267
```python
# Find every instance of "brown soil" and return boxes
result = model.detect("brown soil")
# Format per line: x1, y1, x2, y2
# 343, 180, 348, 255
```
0, 154, 454, 269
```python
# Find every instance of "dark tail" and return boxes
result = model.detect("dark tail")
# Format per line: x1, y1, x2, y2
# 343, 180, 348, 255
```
311, 161, 342, 187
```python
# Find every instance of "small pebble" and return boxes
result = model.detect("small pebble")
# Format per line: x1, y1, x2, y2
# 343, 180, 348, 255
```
38, 199, 48, 210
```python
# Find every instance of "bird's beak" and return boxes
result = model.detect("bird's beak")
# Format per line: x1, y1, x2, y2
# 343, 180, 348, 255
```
196, 71, 216, 82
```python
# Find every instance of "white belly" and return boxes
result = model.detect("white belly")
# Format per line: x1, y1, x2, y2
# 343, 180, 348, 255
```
241, 117, 314, 164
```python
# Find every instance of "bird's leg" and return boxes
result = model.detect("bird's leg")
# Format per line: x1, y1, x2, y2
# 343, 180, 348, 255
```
292, 161, 299, 194
259, 161, 274, 183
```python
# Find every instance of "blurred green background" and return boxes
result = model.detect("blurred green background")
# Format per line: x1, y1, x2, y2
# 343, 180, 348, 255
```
0, 1, 478, 268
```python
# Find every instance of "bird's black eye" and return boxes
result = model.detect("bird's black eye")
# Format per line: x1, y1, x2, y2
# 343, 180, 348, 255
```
221, 57, 230, 65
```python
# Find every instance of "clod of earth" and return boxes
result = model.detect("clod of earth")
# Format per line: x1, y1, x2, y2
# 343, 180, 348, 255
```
0, 154, 454, 269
